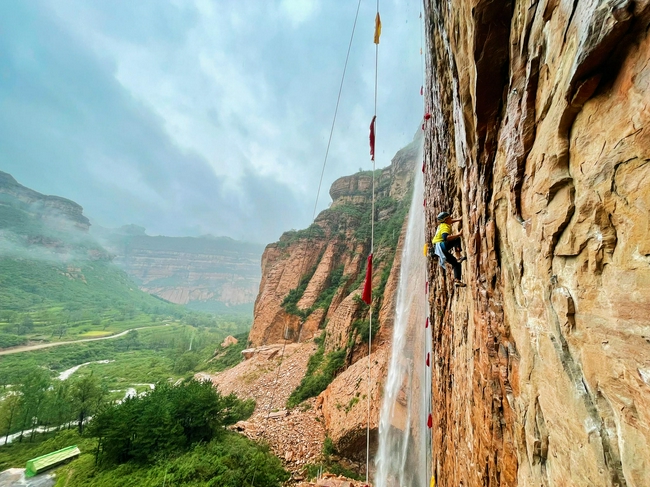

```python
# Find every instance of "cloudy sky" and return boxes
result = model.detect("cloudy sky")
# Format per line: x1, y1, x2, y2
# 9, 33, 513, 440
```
0, 0, 424, 244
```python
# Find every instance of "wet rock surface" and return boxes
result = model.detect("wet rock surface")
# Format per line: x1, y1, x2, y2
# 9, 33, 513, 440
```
422, 0, 650, 485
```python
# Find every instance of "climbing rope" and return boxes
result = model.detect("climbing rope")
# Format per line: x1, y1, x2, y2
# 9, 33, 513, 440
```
366, 1, 381, 483
312, 0, 363, 222
249, 4, 364, 485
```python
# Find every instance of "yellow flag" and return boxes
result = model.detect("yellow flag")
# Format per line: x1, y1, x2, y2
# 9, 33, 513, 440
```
430, 476, 436, 487
374, 13, 382, 44
423, 243, 428, 256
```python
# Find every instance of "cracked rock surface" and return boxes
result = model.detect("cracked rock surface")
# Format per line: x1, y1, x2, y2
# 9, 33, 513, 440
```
422, 0, 650, 485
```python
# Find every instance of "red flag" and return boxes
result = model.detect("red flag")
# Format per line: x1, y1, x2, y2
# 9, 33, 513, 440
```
427, 414, 433, 428
420, 85, 423, 96
425, 317, 429, 328
425, 281, 429, 294
421, 123, 425, 131
369, 116, 376, 161
424, 112, 431, 120
362, 254, 373, 305
422, 161, 425, 173
426, 352, 430, 366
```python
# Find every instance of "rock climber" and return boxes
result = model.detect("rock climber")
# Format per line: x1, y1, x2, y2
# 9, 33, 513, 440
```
432, 211, 466, 287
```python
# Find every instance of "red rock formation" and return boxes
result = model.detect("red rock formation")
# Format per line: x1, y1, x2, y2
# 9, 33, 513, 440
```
235, 135, 421, 470
107, 235, 263, 310
422, 0, 650, 485
249, 137, 420, 349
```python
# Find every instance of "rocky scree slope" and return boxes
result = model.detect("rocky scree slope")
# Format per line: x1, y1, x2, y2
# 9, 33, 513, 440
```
208, 135, 420, 470
422, 0, 650, 486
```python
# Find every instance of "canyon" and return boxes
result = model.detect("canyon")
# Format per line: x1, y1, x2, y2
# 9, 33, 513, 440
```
99, 227, 264, 313
218, 1, 650, 486
204, 134, 421, 479
0, 170, 263, 313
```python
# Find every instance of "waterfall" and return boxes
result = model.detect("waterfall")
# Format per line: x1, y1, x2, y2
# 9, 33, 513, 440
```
375, 158, 432, 487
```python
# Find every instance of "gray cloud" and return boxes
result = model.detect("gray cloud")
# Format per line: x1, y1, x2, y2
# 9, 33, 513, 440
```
0, 0, 423, 244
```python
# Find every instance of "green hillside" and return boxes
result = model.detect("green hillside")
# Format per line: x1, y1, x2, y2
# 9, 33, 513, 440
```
0, 173, 186, 346
0, 259, 171, 312
0, 258, 186, 346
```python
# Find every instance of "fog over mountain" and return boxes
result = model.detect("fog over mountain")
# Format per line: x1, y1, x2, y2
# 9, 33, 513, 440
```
0, 0, 423, 243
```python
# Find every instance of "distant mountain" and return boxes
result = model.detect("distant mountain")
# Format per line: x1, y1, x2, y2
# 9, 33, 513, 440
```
0, 170, 107, 261
96, 227, 264, 315
0, 171, 263, 316
0, 171, 179, 338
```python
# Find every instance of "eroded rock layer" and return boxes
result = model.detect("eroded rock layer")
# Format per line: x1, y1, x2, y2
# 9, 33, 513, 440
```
103, 232, 264, 312
422, 1, 650, 486
246, 135, 420, 464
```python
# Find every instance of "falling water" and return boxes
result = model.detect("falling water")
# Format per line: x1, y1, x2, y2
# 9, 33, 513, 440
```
375, 158, 432, 487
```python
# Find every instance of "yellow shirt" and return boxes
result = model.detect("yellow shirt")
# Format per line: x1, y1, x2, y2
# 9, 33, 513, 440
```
432, 222, 451, 244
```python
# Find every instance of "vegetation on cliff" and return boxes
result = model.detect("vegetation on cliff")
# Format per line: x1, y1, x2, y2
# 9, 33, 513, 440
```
286, 333, 346, 408
278, 167, 412, 407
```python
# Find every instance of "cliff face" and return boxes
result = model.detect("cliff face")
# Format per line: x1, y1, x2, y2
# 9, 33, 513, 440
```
104, 233, 264, 313
247, 136, 420, 458
422, 1, 650, 486
0, 171, 107, 260
0, 171, 90, 231
249, 137, 419, 349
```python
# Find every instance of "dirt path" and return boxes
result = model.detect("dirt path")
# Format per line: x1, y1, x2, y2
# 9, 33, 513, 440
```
0, 324, 170, 356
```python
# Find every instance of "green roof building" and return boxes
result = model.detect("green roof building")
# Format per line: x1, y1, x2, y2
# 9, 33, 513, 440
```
25, 445, 81, 477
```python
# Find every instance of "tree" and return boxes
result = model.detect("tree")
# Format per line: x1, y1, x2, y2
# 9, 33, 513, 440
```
70, 372, 103, 433
123, 329, 140, 351
52, 324, 67, 339
0, 393, 21, 445
42, 381, 73, 431
16, 315, 34, 335
87, 379, 256, 466
16, 368, 51, 442
172, 351, 199, 373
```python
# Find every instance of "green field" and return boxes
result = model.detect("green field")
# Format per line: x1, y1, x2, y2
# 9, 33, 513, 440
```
0, 258, 186, 343
0, 177, 285, 485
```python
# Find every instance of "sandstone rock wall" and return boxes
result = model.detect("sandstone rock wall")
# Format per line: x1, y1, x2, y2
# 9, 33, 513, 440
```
105, 234, 264, 311
247, 135, 420, 463
422, 1, 650, 486
249, 137, 419, 349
